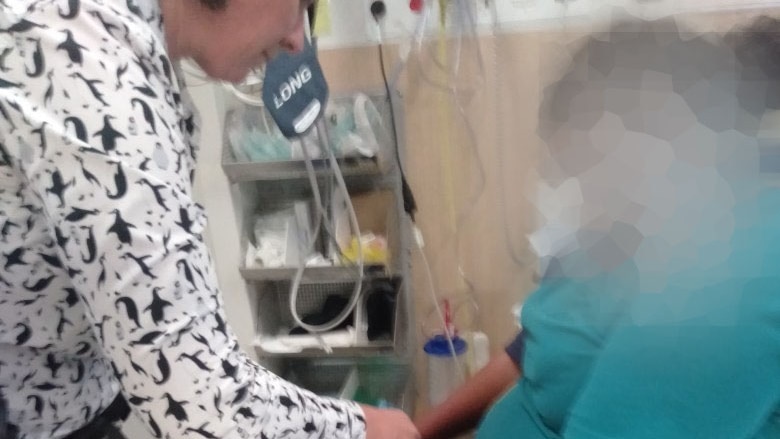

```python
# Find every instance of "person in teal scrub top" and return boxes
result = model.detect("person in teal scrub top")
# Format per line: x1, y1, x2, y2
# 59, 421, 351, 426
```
418, 16, 780, 439
479, 16, 780, 439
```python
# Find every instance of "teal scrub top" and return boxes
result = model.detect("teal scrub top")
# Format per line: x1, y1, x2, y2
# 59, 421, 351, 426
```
477, 191, 780, 439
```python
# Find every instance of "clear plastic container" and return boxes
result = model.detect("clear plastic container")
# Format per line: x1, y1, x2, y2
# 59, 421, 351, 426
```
423, 335, 468, 406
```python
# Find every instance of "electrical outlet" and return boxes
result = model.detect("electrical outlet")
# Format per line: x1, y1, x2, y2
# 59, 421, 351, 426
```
363, 0, 382, 43
364, 0, 425, 44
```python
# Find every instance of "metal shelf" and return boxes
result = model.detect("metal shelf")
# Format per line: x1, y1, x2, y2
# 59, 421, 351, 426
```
221, 92, 396, 184
280, 358, 414, 413
239, 264, 389, 283
252, 341, 398, 358
222, 149, 385, 184
220, 88, 415, 415
251, 276, 410, 360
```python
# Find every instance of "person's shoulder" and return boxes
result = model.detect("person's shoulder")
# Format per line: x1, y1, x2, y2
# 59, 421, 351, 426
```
0, 0, 177, 134
1, 0, 168, 80
0, 0, 47, 26
2, 0, 162, 38
1, 0, 108, 23
1, 0, 49, 14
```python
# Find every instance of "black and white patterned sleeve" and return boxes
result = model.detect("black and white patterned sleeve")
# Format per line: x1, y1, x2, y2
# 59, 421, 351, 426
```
0, 1, 367, 438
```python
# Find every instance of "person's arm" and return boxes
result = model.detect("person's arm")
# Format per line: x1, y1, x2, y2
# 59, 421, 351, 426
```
364, 405, 421, 439
1, 4, 415, 439
415, 335, 523, 439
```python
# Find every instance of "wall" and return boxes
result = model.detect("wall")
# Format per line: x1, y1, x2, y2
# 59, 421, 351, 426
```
313, 0, 780, 49
319, 32, 556, 416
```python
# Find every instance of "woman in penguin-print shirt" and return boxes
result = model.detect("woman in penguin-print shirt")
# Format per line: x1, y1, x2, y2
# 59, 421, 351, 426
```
0, 1, 419, 438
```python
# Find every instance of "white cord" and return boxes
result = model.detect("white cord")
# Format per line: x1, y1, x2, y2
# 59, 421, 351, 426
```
221, 63, 266, 106
289, 119, 364, 334
223, 82, 265, 107
298, 136, 350, 260
375, 16, 474, 365
322, 116, 365, 312
411, 0, 486, 95
414, 225, 466, 382
427, 0, 486, 311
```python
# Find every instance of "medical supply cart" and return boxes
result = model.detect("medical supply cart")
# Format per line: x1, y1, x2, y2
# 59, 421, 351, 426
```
220, 87, 416, 414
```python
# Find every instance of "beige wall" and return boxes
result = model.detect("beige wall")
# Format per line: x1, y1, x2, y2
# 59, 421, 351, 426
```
319, 34, 557, 414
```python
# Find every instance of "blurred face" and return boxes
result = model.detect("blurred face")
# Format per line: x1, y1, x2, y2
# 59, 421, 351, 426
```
186, 0, 310, 83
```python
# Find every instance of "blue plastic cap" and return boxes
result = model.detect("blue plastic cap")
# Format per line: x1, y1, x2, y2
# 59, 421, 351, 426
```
423, 335, 468, 357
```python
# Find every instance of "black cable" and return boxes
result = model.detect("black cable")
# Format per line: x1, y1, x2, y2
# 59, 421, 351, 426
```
377, 38, 418, 221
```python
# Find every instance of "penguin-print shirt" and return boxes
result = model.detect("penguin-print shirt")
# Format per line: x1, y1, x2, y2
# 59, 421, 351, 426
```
0, 1, 367, 438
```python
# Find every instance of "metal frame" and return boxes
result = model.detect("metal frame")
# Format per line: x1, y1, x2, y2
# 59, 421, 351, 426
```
221, 86, 416, 414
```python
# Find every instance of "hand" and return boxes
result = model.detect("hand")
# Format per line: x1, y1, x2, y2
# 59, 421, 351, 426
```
361, 404, 420, 439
